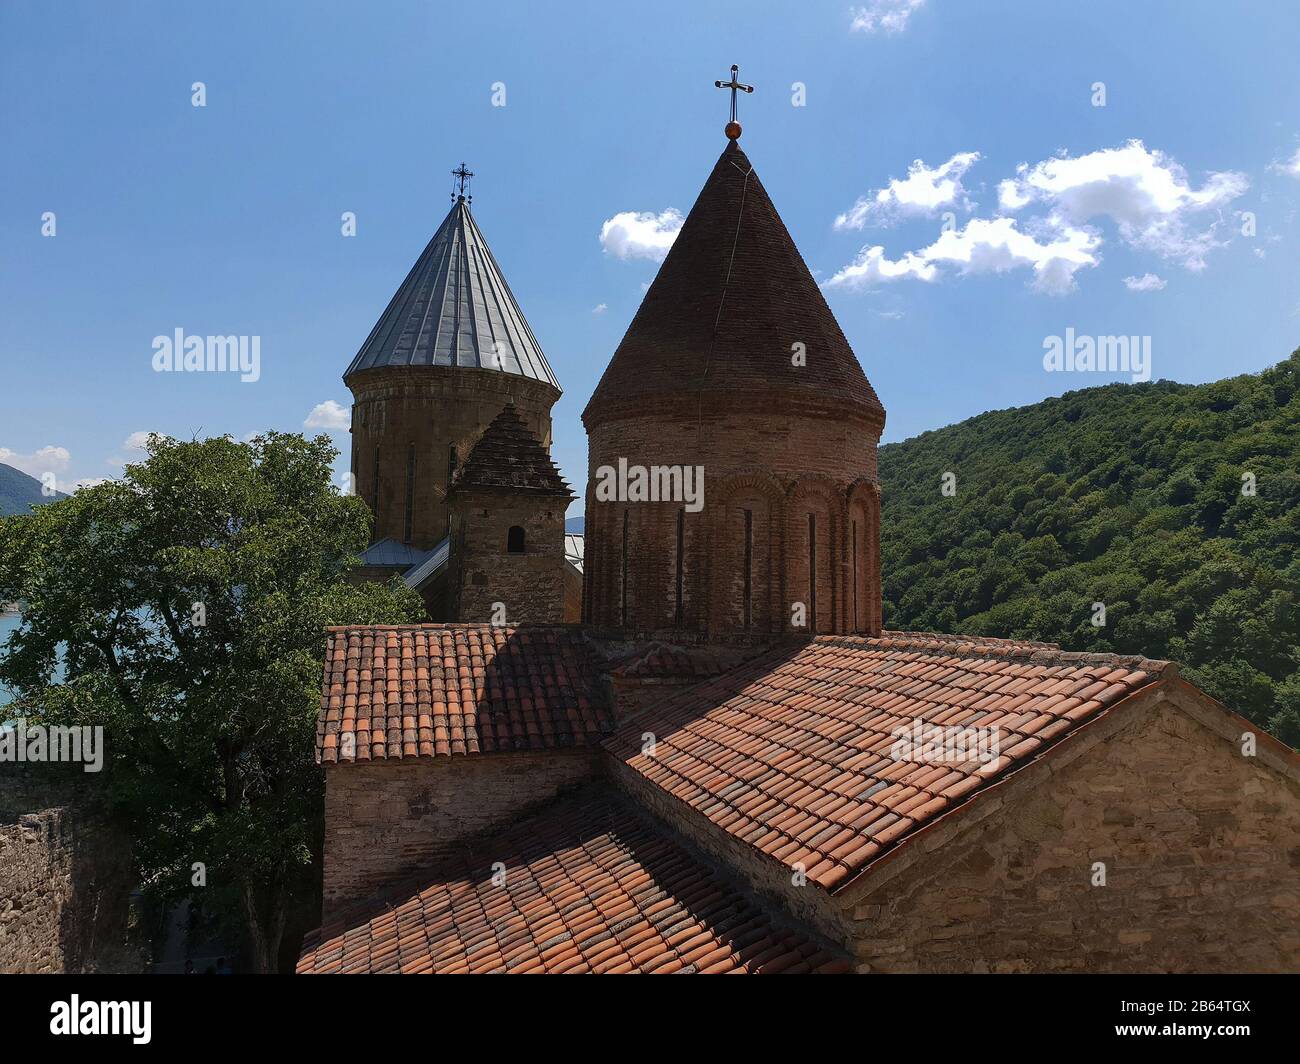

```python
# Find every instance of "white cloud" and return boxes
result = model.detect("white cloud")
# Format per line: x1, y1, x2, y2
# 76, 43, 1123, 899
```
823, 245, 937, 288
850, 0, 926, 34
0, 445, 71, 481
122, 431, 156, 451
834, 151, 981, 229
107, 431, 159, 469
825, 216, 1100, 295
998, 140, 1248, 270
1124, 272, 1167, 292
1268, 146, 1300, 177
304, 400, 350, 431
591, 303, 607, 315
599, 208, 684, 261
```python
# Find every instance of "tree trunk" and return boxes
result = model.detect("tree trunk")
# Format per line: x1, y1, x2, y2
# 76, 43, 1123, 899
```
240, 880, 287, 973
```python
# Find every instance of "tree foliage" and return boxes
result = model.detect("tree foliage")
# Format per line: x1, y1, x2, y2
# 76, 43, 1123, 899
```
0, 433, 422, 970
880, 350, 1300, 747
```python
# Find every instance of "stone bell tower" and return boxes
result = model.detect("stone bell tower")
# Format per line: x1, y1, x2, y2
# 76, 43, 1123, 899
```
446, 403, 574, 624
344, 166, 562, 553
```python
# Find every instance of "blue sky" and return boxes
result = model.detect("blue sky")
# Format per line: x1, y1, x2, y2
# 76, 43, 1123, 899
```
3, 0, 1299, 516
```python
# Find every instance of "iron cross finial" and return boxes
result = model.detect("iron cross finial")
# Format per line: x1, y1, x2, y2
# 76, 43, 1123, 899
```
714, 64, 754, 139
451, 162, 474, 202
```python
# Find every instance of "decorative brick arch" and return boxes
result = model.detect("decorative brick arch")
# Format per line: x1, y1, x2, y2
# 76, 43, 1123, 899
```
846, 478, 882, 635
786, 475, 844, 635
707, 470, 788, 639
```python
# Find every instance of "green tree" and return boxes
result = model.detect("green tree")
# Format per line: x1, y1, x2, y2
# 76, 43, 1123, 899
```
0, 433, 421, 971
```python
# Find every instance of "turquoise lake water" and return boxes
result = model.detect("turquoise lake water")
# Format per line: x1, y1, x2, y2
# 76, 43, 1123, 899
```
0, 612, 18, 705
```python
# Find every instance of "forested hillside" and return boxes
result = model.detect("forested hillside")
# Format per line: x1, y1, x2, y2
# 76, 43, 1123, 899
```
0, 462, 61, 517
879, 350, 1300, 744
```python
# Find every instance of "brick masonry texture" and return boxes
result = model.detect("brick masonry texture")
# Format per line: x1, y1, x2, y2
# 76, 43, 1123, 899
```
346, 365, 559, 551
321, 750, 600, 917
582, 418, 882, 642
303, 785, 850, 973
0, 766, 138, 973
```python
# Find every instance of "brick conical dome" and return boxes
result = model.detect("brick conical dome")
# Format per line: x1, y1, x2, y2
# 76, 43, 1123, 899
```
581, 138, 885, 644
584, 140, 882, 427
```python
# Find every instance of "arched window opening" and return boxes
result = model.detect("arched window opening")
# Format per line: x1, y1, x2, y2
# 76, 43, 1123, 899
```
507, 525, 526, 553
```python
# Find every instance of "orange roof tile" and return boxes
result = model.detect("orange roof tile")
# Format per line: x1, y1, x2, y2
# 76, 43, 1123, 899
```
317, 624, 613, 763
297, 788, 849, 974
604, 633, 1169, 893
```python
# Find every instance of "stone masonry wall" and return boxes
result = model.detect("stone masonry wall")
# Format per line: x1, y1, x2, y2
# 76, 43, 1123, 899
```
843, 690, 1300, 973
0, 766, 138, 973
348, 366, 559, 551
322, 749, 600, 918
450, 494, 568, 624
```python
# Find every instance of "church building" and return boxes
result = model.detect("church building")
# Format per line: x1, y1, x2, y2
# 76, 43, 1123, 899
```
300, 85, 1300, 975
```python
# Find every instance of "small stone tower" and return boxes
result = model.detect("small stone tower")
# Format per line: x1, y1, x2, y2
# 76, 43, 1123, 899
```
447, 403, 574, 624
344, 183, 562, 552
582, 136, 886, 642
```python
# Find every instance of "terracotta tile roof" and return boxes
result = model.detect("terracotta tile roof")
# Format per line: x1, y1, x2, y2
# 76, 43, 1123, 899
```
584, 139, 883, 427
317, 625, 612, 763
298, 788, 850, 974
449, 402, 572, 497
605, 632, 1170, 893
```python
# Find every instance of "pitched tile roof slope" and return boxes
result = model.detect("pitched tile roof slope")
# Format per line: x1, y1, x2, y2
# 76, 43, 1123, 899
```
318, 625, 612, 763
449, 403, 572, 496
584, 139, 883, 425
605, 632, 1169, 893
298, 788, 850, 974
344, 198, 560, 389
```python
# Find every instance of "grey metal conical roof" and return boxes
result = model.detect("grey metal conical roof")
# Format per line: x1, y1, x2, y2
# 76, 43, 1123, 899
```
344, 197, 560, 388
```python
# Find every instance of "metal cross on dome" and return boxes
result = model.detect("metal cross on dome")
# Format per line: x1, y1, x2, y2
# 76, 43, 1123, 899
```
451, 162, 474, 202
714, 64, 754, 139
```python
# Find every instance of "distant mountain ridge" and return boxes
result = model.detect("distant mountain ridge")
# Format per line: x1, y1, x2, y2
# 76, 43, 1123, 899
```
0, 462, 66, 516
